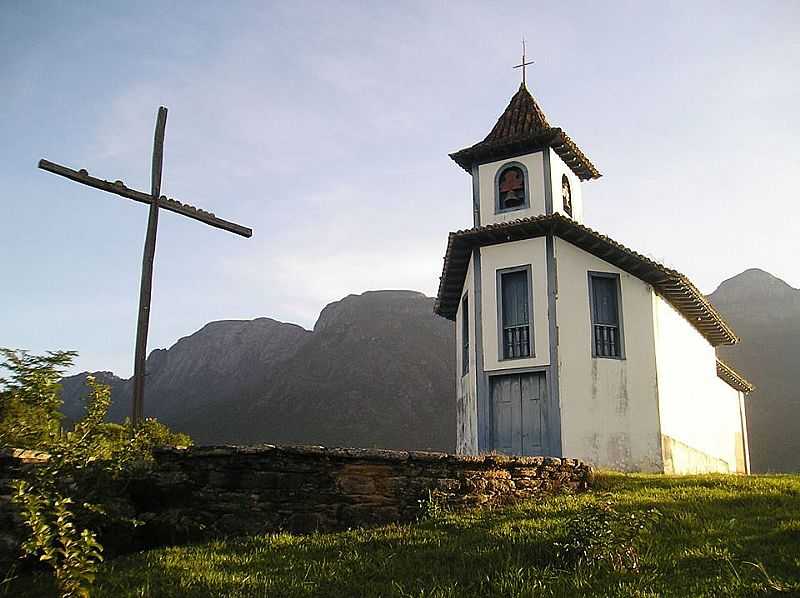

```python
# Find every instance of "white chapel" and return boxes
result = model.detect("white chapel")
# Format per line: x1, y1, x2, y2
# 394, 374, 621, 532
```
434, 81, 753, 474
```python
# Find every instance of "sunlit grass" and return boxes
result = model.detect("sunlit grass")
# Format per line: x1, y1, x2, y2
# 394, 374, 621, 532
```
4, 472, 799, 597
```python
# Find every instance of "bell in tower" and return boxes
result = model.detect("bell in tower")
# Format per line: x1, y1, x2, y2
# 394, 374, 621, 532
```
498, 166, 525, 209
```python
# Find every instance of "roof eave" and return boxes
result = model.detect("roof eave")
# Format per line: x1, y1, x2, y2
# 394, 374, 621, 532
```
434, 213, 739, 346
716, 359, 755, 394
448, 129, 601, 181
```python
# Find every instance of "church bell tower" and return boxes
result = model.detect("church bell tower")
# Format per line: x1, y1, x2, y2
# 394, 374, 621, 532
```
449, 82, 601, 228
438, 70, 601, 457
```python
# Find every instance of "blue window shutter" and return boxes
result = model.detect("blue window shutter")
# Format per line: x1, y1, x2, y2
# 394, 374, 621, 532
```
461, 296, 469, 375
590, 274, 622, 358
592, 277, 619, 326
502, 271, 529, 327
501, 270, 531, 359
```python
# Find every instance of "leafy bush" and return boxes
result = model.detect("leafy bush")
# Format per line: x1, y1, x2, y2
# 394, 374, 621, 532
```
554, 498, 660, 573
1, 348, 192, 597
13, 486, 103, 598
0, 349, 75, 449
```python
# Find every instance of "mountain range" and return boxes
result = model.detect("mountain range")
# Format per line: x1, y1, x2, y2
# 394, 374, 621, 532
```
61, 290, 456, 451
61, 270, 799, 471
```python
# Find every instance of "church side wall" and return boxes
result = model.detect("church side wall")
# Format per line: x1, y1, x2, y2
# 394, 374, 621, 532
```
555, 239, 663, 472
480, 238, 550, 372
548, 148, 584, 223
652, 297, 748, 473
456, 255, 478, 455
477, 152, 546, 226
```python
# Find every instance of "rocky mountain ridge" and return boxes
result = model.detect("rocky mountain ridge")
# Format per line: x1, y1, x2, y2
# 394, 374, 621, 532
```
61, 290, 455, 451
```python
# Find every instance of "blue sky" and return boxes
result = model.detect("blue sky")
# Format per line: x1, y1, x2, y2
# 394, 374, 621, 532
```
2, 1, 798, 376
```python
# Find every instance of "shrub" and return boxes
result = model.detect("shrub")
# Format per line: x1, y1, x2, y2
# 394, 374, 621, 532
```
0, 349, 75, 449
1, 349, 192, 597
13, 485, 103, 598
554, 498, 660, 573
418, 489, 448, 521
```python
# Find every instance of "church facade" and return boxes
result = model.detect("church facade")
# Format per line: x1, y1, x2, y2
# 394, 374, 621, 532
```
434, 83, 752, 474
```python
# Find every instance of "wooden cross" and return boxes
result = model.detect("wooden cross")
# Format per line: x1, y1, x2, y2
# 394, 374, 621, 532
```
39, 106, 253, 427
513, 39, 535, 86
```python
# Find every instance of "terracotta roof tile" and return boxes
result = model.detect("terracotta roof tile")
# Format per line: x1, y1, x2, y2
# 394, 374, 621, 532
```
449, 85, 601, 180
483, 83, 551, 142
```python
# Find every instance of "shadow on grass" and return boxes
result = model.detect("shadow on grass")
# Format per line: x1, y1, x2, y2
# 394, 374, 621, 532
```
5, 473, 800, 598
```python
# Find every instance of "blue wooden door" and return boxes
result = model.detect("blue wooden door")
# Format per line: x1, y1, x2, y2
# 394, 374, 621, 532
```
491, 372, 547, 456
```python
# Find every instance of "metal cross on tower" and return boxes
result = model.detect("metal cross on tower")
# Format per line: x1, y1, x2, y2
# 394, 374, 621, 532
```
513, 39, 535, 86
39, 106, 253, 427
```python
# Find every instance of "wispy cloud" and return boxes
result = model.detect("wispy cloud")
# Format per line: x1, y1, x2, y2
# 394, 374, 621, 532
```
2, 1, 798, 375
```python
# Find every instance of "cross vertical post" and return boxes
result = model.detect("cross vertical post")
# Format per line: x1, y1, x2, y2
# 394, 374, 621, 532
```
513, 39, 535, 86
38, 106, 253, 429
131, 107, 168, 426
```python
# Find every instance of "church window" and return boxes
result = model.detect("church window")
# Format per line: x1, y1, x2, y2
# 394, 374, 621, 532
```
589, 273, 624, 358
461, 295, 469, 375
495, 163, 529, 212
499, 268, 532, 359
562, 175, 572, 217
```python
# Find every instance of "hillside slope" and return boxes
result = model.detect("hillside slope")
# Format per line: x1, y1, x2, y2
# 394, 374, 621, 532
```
709, 268, 800, 472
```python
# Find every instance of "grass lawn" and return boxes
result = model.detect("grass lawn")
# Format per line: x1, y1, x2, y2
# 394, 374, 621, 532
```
3, 472, 799, 597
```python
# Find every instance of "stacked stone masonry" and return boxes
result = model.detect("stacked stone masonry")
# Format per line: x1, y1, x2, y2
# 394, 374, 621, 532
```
1, 445, 592, 563
140, 445, 593, 536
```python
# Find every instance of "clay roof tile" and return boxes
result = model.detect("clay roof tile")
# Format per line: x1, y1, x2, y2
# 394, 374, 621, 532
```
449, 85, 601, 180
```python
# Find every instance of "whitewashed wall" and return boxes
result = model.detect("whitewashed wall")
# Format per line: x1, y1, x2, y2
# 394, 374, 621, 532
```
653, 297, 748, 473
455, 254, 478, 455
480, 238, 550, 372
555, 239, 663, 472
477, 152, 546, 226
737, 392, 750, 473
548, 149, 584, 223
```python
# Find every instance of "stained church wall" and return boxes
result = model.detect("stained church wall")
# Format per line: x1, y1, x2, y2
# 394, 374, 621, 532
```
653, 296, 749, 473
554, 239, 663, 472
479, 238, 550, 372
456, 255, 478, 455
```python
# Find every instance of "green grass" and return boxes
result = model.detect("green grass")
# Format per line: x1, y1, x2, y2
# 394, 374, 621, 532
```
4, 473, 800, 597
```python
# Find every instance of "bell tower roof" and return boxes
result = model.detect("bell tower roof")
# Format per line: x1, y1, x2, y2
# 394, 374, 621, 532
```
484, 82, 552, 142
449, 84, 601, 181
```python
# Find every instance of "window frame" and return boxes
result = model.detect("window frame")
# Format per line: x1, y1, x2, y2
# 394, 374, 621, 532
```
496, 265, 535, 361
587, 271, 625, 360
461, 294, 469, 376
494, 161, 531, 214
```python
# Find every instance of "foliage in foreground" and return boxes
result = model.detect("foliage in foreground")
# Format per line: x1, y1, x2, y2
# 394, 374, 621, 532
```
553, 499, 661, 573
0, 349, 75, 449
4, 472, 800, 598
0, 348, 192, 597
13, 490, 103, 598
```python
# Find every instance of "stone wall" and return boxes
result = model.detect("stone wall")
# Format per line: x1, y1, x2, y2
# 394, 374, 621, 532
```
135, 445, 592, 539
1, 445, 592, 564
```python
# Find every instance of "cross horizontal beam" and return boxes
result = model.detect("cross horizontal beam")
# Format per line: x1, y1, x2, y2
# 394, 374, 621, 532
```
38, 159, 252, 238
